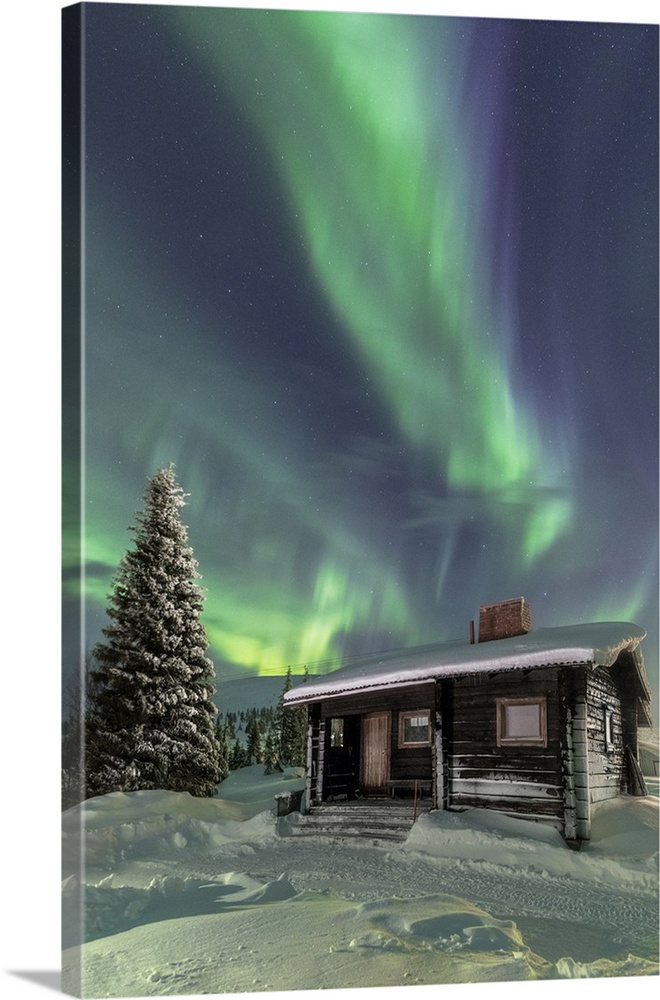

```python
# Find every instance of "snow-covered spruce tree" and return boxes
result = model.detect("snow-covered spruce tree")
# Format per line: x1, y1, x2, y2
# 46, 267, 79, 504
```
279, 665, 308, 767
245, 712, 262, 765
86, 465, 223, 798
214, 716, 230, 783
263, 723, 283, 775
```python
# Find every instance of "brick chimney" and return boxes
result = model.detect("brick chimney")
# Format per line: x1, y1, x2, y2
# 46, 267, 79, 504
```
478, 597, 531, 642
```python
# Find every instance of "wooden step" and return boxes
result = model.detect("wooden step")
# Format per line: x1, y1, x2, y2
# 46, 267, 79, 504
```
279, 801, 431, 843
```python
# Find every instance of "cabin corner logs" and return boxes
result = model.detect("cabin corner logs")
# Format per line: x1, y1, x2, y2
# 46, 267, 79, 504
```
291, 601, 651, 844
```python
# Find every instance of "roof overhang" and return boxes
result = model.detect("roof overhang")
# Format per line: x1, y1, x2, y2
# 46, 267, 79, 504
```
284, 622, 648, 708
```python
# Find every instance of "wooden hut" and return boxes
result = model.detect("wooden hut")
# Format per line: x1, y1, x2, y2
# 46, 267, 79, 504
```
283, 598, 652, 843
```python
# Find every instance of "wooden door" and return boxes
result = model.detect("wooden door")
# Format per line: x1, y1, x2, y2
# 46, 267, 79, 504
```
361, 712, 390, 792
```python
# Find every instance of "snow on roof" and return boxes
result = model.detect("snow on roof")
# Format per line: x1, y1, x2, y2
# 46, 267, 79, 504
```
283, 622, 647, 705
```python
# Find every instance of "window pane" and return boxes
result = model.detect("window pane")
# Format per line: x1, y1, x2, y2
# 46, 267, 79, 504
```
605, 711, 614, 747
330, 718, 344, 747
403, 713, 429, 743
504, 703, 541, 739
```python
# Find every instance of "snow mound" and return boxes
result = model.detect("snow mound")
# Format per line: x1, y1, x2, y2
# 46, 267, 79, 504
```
555, 954, 659, 979
62, 767, 306, 870
239, 873, 302, 903
403, 798, 659, 885
588, 796, 659, 859
65, 869, 306, 945
352, 895, 528, 955
410, 913, 524, 952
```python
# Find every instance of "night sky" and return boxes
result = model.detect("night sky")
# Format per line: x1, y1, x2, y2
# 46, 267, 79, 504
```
64, 2, 658, 708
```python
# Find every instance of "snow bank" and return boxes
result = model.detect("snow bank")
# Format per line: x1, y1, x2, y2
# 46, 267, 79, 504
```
402, 797, 658, 887
62, 766, 305, 870
351, 895, 530, 955
62, 767, 658, 998
588, 795, 659, 859
218, 763, 305, 810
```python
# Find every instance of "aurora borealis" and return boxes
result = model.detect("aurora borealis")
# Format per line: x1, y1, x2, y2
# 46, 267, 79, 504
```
64, 2, 658, 707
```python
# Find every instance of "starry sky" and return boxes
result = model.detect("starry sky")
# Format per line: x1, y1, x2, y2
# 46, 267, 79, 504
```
63, 2, 658, 709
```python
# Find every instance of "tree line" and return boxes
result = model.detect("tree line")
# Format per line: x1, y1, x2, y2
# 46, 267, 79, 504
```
212, 668, 308, 779
62, 466, 308, 809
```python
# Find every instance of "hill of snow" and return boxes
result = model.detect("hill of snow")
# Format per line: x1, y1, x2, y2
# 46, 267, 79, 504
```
61, 765, 658, 999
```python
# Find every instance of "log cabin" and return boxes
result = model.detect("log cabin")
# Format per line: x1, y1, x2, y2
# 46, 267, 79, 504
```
283, 598, 653, 843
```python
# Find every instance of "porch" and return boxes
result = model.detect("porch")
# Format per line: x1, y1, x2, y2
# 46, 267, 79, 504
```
280, 796, 433, 843
305, 684, 437, 809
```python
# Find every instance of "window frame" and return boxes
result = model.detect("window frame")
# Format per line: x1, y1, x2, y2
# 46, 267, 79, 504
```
398, 709, 432, 749
604, 708, 615, 751
496, 697, 548, 748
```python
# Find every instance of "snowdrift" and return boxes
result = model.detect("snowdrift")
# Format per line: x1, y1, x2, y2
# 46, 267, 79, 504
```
62, 766, 659, 998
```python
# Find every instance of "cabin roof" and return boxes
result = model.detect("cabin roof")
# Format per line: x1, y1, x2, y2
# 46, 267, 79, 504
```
283, 621, 648, 705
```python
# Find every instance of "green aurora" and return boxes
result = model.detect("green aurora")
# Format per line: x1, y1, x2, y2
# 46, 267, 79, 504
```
64, 6, 658, 698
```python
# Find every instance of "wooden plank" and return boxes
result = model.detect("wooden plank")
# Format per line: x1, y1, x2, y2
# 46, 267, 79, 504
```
316, 719, 326, 803
558, 670, 577, 841
449, 794, 563, 818
304, 718, 313, 811
320, 684, 435, 719
433, 688, 444, 810
449, 745, 559, 757
452, 776, 561, 798
590, 785, 620, 804
588, 770, 621, 784
361, 712, 391, 791
391, 759, 433, 781
450, 759, 561, 776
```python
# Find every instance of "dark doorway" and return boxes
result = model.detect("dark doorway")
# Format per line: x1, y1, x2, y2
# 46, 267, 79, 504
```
324, 714, 360, 800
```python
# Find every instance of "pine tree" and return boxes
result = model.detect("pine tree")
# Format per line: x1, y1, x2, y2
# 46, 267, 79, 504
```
279, 666, 308, 767
278, 666, 294, 764
263, 723, 283, 775
229, 736, 247, 771
86, 465, 223, 798
245, 713, 262, 765
63, 651, 101, 808
294, 665, 309, 766
214, 716, 229, 783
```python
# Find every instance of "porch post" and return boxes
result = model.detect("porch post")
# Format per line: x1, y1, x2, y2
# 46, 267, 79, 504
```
559, 669, 577, 841
305, 704, 325, 807
304, 707, 313, 813
316, 718, 326, 803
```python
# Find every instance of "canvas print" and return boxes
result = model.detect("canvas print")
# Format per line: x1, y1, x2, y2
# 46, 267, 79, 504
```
61, 2, 659, 997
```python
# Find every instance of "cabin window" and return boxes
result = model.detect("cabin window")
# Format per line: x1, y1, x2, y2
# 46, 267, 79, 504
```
330, 718, 345, 748
399, 710, 431, 748
497, 697, 547, 747
604, 709, 615, 751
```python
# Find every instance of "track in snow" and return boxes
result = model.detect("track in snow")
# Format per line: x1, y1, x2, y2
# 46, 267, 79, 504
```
201, 838, 658, 950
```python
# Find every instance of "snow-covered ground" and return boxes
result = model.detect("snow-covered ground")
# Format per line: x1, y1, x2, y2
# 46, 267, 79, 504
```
61, 767, 659, 999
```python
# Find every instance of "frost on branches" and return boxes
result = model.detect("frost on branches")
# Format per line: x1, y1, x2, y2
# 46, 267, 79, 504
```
86, 466, 223, 798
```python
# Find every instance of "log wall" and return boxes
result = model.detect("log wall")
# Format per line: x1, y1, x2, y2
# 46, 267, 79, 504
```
319, 684, 436, 720
585, 667, 625, 805
304, 658, 634, 835
446, 668, 565, 823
